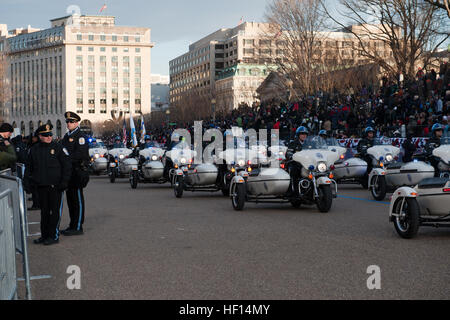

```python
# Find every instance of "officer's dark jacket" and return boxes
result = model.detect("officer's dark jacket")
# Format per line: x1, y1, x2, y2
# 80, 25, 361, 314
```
402, 139, 417, 163
357, 138, 375, 155
0, 138, 17, 171
287, 139, 304, 153
425, 137, 441, 157
24, 141, 71, 187
61, 127, 90, 168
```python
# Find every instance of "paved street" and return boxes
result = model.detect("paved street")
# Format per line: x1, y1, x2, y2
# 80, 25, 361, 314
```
20, 176, 450, 300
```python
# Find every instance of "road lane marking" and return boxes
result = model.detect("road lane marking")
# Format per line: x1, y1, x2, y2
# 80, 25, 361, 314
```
337, 195, 390, 205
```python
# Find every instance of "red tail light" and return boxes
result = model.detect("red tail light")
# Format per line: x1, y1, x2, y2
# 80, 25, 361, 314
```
330, 165, 335, 170
280, 163, 285, 169
443, 188, 450, 193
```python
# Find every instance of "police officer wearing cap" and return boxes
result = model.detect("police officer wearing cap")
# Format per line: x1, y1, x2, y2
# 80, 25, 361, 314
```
61, 112, 90, 236
357, 127, 376, 180
24, 124, 71, 246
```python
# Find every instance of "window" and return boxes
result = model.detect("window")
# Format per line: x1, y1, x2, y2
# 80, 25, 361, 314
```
100, 35, 106, 41
112, 47, 117, 52
88, 35, 94, 41
100, 47, 106, 52
112, 35, 117, 41
88, 47, 94, 52
124, 36, 129, 42
77, 34, 82, 41
244, 39, 254, 46
135, 48, 140, 53
77, 46, 82, 51
135, 36, 140, 42
124, 48, 129, 52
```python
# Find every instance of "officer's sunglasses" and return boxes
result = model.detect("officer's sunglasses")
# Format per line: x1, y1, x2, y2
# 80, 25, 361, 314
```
66, 119, 77, 124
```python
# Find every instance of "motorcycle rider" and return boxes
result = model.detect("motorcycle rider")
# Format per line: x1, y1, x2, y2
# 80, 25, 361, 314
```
357, 127, 377, 181
286, 126, 309, 197
319, 130, 328, 141
112, 136, 124, 149
425, 123, 444, 177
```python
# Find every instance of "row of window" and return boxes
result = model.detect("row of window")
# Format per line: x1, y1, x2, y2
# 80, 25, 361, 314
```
76, 34, 141, 43
76, 46, 141, 53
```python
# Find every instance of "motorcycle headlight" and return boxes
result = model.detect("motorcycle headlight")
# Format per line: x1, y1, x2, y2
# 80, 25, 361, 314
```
386, 154, 393, 162
279, 151, 284, 156
238, 159, 246, 167
119, 154, 125, 160
151, 155, 158, 161
94, 153, 100, 159
317, 162, 327, 173
180, 158, 187, 164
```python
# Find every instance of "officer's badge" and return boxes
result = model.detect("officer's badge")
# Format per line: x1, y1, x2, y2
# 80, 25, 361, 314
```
50, 149, 55, 155
69, 138, 74, 143
46, 124, 50, 131
79, 137, 85, 145
63, 148, 69, 156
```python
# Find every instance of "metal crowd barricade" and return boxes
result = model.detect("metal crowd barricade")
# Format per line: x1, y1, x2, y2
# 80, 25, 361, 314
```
0, 189, 17, 300
0, 166, 52, 300
0, 170, 32, 299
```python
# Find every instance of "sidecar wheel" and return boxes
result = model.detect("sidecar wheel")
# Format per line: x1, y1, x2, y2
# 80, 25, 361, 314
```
316, 185, 333, 213
371, 175, 387, 201
393, 198, 420, 239
232, 183, 246, 211
174, 175, 184, 198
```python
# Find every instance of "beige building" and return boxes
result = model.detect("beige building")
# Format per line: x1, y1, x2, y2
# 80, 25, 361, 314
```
169, 22, 282, 110
0, 15, 153, 137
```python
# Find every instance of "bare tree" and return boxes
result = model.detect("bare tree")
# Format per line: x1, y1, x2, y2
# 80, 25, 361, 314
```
0, 50, 9, 123
424, 0, 450, 18
322, 0, 449, 82
265, 0, 338, 97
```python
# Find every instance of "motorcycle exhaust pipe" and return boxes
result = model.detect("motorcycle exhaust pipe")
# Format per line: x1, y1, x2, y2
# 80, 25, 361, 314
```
300, 179, 311, 189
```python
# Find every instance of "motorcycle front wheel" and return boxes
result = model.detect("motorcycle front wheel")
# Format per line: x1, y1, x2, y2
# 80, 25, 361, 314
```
174, 175, 184, 198
231, 183, 246, 211
316, 185, 333, 213
371, 175, 387, 201
109, 168, 117, 183
130, 171, 138, 189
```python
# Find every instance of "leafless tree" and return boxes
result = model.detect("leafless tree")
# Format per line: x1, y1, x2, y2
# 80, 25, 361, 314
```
265, 0, 339, 97
0, 50, 9, 123
322, 0, 449, 82
424, 0, 450, 18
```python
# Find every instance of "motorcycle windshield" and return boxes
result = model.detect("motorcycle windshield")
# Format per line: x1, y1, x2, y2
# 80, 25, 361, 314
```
302, 136, 329, 150
173, 141, 191, 150
326, 138, 340, 147
373, 138, 392, 146
441, 137, 450, 145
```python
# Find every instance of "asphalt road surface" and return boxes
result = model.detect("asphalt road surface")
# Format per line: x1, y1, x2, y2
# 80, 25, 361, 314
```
19, 176, 450, 300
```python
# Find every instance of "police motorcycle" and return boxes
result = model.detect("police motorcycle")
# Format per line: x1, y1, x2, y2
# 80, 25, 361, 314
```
108, 137, 138, 183
88, 138, 109, 175
230, 133, 338, 213
129, 137, 166, 189
389, 177, 450, 239
324, 134, 369, 189
163, 139, 196, 195
366, 138, 435, 201
433, 137, 450, 178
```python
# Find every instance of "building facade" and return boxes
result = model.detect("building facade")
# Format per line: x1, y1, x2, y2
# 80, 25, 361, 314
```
0, 15, 153, 137
169, 22, 280, 111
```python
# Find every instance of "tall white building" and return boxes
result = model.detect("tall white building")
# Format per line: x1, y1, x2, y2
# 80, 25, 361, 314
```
0, 15, 153, 137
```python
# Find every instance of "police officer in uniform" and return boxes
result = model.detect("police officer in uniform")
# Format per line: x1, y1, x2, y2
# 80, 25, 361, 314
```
61, 112, 90, 236
425, 123, 444, 177
24, 124, 71, 246
286, 126, 309, 196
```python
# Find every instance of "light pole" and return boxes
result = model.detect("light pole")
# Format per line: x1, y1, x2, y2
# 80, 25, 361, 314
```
211, 98, 216, 122
165, 109, 171, 126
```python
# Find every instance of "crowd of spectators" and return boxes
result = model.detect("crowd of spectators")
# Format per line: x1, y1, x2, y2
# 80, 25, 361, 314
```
102, 65, 450, 146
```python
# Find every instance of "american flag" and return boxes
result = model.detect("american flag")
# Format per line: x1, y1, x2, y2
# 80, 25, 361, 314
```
238, 16, 244, 25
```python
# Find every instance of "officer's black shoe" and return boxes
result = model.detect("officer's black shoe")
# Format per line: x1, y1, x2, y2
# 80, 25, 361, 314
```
62, 229, 84, 236
33, 237, 46, 245
44, 238, 59, 246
